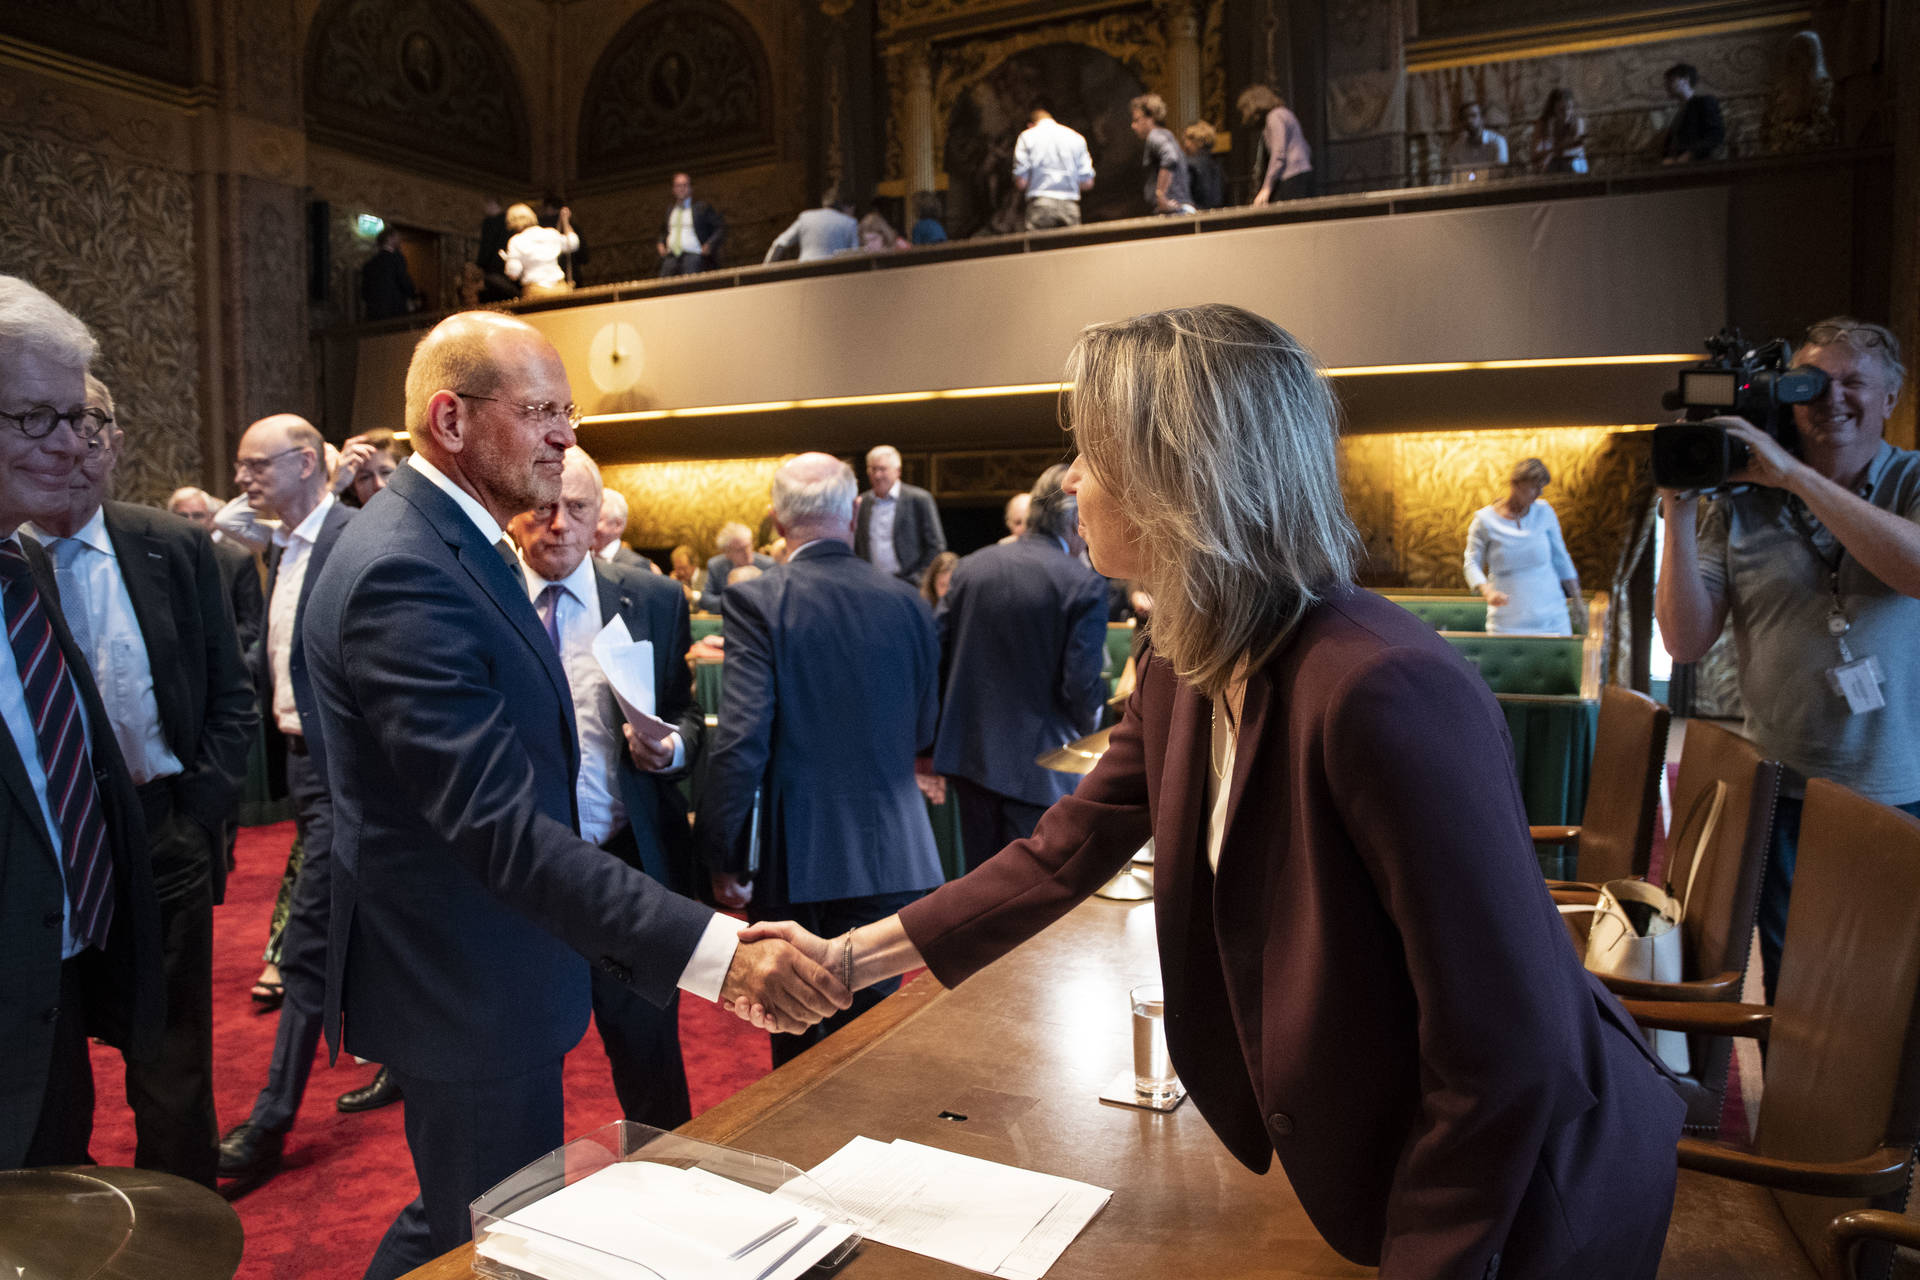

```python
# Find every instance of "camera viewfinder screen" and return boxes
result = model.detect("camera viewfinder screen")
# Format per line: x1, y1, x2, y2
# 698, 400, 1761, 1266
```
1682, 371, 1739, 407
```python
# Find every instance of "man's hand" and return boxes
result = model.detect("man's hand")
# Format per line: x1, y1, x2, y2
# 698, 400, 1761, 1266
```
719, 935, 849, 1033
622, 723, 676, 772
913, 771, 947, 806
1721, 417, 1805, 492
712, 871, 752, 910
214, 494, 274, 551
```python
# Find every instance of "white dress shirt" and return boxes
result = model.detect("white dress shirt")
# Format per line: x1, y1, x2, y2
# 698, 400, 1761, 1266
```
1014, 117, 1096, 201
1, 532, 93, 957
30, 508, 181, 785
1445, 129, 1510, 182
596, 540, 622, 562
267, 491, 337, 736
524, 554, 627, 846
867, 487, 901, 577
666, 200, 696, 256
407, 455, 738, 1000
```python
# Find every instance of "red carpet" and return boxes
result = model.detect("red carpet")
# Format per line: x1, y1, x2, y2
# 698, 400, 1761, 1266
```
85, 822, 773, 1279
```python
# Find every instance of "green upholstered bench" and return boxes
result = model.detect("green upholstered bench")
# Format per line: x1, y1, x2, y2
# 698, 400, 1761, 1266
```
1384, 594, 1489, 633
1440, 633, 1585, 697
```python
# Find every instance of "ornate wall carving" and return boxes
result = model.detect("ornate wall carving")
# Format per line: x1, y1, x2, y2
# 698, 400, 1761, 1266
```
231, 0, 303, 130
602, 455, 789, 558
0, 0, 198, 88
0, 123, 201, 506
576, 1, 775, 182
304, 0, 531, 184
228, 174, 314, 427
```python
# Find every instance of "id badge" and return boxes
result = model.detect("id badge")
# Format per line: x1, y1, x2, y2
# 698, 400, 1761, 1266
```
1825, 656, 1886, 714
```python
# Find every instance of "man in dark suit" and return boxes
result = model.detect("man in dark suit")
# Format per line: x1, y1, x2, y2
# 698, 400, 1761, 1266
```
591, 486, 650, 571
854, 444, 945, 585
216, 413, 360, 1187
303, 311, 845, 1280
701, 452, 945, 1065
0, 274, 162, 1170
360, 229, 418, 321
169, 485, 265, 654
507, 446, 706, 1128
27, 375, 253, 1187
656, 171, 727, 276
932, 464, 1108, 870
696, 520, 773, 613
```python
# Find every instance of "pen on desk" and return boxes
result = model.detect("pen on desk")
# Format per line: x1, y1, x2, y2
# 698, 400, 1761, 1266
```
754, 1222, 827, 1280
729, 1215, 799, 1261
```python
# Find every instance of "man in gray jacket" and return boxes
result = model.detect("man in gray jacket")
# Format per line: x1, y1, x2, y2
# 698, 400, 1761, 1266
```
764, 188, 859, 263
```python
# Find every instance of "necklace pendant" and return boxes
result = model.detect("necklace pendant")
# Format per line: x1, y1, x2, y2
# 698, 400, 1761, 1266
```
1827, 612, 1850, 637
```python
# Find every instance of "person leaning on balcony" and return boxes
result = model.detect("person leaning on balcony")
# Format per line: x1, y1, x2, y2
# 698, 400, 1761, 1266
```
1531, 89, 1589, 174
1463, 457, 1582, 635
742, 302, 1686, 1279
1655, 318, 1920, 1005
501, 201, 578, 298
1012, 103, 1096, 230
1239, 84, 1314, 203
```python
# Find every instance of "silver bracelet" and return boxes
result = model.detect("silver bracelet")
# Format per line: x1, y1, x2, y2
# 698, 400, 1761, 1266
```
841, 929, 855, 992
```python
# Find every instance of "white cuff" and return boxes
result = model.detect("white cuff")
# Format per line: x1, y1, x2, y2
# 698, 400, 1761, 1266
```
676, 912, 740, 1003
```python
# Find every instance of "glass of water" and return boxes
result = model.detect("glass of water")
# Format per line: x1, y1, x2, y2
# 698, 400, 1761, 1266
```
1130, 983, 1179, 1101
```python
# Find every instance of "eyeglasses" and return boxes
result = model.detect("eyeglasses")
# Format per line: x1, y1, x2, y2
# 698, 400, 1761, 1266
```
234, 446, 311, 477
1, 405, 113, 441
454, 392, 582, 431
1806, 324, 1892, 351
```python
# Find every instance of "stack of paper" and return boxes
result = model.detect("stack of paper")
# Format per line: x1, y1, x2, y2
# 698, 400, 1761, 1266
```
806, 1137, 1111, 1279
475, 1162, 854, 1280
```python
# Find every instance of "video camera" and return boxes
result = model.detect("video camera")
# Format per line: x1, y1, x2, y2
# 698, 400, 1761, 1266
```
1650, 329, 1830, 489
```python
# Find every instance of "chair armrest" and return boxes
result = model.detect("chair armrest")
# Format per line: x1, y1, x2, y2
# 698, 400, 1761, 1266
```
1677, 1139, 1912, 1197
1546, 883, 1600, 901
1827, 1210, 1920, 1279
1598, 970, 1744, 1003
1530, 825, 1581, 846
1619, 999, 1772, 1039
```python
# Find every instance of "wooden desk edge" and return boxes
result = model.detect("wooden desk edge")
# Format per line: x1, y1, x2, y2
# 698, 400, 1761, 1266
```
399, 971, 951, 1280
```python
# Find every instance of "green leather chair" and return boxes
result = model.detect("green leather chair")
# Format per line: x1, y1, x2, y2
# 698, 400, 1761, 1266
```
1384, 594, 1489, 633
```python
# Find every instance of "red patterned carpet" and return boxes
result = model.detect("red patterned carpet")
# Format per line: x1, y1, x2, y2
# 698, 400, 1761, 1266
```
84, 822, 773, 1280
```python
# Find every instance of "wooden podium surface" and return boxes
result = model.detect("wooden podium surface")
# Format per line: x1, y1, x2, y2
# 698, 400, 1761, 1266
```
403, 896, 1371, 1279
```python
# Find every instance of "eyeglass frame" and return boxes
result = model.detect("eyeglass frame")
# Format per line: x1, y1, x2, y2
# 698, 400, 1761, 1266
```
233, 445, 314, 478
1805, 323, 1893, 351
0, 405, 114, 441
451, 391, 582, 431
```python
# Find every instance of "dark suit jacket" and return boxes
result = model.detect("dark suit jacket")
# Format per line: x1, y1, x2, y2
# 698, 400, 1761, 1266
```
360, 248, 416, 320
252, 499, 353, 791
657, 199, 727, 267
606, 544, 650, 572
593, 561, 704, 897
697, 551, 774, 615
305, 466, 711, 1080
213, 538, 263, 656
1664, 94, 1726, 161
854, 482, 945, 583
932, 536, 1109, 807
901, 588, 1684, 1278
99, 502, 255, 901
0, 537, 162, 1166
698, 540, 944, 906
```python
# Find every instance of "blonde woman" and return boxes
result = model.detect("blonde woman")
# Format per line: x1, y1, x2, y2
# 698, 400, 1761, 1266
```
744, 304, 1683, 1277
501, 201, 578, 297
1464, 457, 1582, 633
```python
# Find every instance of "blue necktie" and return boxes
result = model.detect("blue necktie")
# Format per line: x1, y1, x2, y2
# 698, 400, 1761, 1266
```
536, 583, 564, 654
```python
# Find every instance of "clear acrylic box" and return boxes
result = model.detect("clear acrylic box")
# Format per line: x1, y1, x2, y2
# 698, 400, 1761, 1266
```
469, 1121, 863, 1280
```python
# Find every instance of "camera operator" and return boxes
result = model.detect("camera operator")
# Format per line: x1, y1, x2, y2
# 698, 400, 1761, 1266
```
1657, 318, 1920, 1001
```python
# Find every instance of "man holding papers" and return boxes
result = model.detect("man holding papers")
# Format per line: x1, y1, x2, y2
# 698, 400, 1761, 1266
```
507, 445, 706, 1131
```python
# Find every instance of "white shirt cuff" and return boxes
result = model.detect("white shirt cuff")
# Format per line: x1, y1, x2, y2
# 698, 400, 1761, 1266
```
677, 912, 740, 1003
666, 732, 686, 772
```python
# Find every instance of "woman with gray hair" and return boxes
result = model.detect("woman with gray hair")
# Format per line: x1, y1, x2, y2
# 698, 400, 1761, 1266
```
742, 304, 1683, 1277
1464, 457, 1583, 633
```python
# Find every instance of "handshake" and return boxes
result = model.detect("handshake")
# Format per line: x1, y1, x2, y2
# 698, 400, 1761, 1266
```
716, 920, 871, 1035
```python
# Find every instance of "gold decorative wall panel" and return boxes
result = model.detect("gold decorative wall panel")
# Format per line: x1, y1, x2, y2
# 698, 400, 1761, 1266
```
601, 455, 790, 557
0, 122, 201, 508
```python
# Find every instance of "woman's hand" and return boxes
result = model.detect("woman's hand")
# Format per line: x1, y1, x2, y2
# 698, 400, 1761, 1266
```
1478, 582, 1509, 608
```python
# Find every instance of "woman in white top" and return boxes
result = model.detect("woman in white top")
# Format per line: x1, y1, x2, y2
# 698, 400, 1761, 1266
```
501, 201, 579, 296
1463, 457, 1582, 633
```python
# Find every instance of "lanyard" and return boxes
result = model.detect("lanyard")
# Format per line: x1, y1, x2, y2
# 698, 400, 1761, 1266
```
1783, 496, 1856, 657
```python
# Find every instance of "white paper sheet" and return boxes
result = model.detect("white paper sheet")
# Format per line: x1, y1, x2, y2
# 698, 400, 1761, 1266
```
591, 616, 675, 744
805, 1136, 1110, 1278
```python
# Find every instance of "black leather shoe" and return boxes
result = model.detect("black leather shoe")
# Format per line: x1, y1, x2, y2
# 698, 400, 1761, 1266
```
217, 1122, 284, 1181
336, 1065, 401, 1113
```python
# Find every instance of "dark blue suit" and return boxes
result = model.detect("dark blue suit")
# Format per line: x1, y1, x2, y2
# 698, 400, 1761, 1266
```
303, 466, 713, 1278
698, 539, 943, 1061
932, 535, 1108, 868
244, 498, 353, 1138
588, 560, 705, 1128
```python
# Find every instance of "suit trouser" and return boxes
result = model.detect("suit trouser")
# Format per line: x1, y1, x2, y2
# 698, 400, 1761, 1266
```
588, 825, 692, 1130
657, 252, 704, 277
248, 746, 335, 1133
753, 889, 923, 1068
362, 1058, 564, 1280
22, 958, 94, 1166
121, 798, 219, 1187
951, 777, 1050, 874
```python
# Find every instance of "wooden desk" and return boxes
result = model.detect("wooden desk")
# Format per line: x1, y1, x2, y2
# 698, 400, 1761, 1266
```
404, 897, 1371, 1278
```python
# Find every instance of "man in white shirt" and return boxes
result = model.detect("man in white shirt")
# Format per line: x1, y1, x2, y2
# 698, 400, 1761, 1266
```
1013, 105, 1096, 230
508, 446, 706, 1128
301, 311, 845, 1278
27, 375, 254, 1188
216, 413, 363, 1189
655, 172, 727, 277
1445, 102, 1510, 183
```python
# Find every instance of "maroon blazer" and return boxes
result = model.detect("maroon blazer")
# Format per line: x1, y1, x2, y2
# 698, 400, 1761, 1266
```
901, 588, 1683, 1279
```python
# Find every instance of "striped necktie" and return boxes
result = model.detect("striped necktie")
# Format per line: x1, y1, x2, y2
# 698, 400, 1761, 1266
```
0, 540, 114, 947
